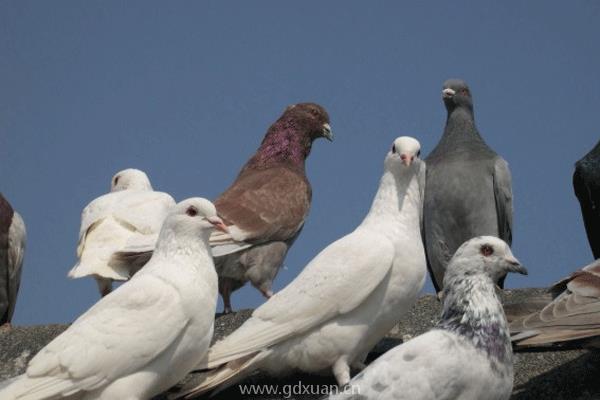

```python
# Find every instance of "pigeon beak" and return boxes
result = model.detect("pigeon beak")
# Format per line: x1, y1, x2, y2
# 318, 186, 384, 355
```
442, 88, 456, 99
400, 154, 413, 166
505, 256, 528, 275
207, 216, 229, 233
322, 123, 334, 141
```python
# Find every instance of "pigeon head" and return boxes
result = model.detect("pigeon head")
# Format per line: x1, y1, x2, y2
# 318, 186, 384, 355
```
442, 79, 474, 112
166, 198, 228, 236
445, 236, 527, 287
281, 103, 333, 142
244, 102, 332, 171
111, 169, 153, 192
386, 136, 422, 168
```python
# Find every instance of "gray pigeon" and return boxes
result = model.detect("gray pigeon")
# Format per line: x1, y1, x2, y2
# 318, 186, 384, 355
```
510, 258, 600, 348
0, 193, 26, 328
327, 236, 527, 400
573, 139, 600, 259
424, 79, 513, 293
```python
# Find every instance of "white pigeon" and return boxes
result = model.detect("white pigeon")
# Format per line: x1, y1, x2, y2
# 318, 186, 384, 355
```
68, 168, 175, 296
179, 136, 427, 398
0, 198, 227, 400
326, 236, 527, 400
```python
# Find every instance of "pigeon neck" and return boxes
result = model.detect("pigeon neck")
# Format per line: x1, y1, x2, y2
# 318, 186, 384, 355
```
361, 165, 422, 236
241, 122, 311, 173
441, 107, 484, 144
437, 273, 512, 373
154, 226, 213, 268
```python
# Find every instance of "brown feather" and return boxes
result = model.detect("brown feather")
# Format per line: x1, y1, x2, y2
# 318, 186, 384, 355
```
215, 166, 311, 244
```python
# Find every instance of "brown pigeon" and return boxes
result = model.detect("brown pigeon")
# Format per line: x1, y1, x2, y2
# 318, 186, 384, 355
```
110, 103, 332, 313
0, 193, 26, 328
209, 103, 332, 313
509, 259, 600, 348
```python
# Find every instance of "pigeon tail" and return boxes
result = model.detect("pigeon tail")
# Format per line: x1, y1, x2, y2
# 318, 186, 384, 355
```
181, 352, 267, 399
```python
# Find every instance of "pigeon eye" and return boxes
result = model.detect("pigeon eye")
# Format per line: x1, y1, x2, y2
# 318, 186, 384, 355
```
392, 145, 397, 154
186, 206, 199, 217
461, 89, 469, 96
113, 176, 120, 186
480, 244, 494, 257
416, 150, 421, 157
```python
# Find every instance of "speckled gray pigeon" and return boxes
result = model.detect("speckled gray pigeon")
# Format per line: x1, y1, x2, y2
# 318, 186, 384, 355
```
327, 236, 527, 400
0, 194, 26, 328
424, 79, 513, 293
573, 139, 600, 259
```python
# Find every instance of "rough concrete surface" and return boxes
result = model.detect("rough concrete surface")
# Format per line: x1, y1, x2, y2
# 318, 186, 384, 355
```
0, 289, 598, 399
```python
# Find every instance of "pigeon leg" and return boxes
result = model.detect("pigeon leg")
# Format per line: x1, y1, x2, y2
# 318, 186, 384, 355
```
219, 278, 234, 314
95, 277, 112, 297
0, 322, 11, 330
333, 355, 351, 387
242, 242, 288, 301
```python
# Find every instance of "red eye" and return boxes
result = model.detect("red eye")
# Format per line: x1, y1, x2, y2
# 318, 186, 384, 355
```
480, 244, 494, 256
461, 89, 469, 95
186, 206, 198, 217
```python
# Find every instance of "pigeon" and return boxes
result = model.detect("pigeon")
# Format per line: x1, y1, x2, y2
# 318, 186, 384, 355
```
68, 168, 175, 296
573, 139, 600, 259
424, 79, 513, 293
0, 198, 226, 400
326, 236, 527, 400
0, 193, 26, 328
114, 103, 333, 313
510, 258, 600, 348
178, 136, 427, 398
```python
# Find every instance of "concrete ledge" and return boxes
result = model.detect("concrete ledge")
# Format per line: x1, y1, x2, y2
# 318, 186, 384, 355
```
1, 289, 598, 399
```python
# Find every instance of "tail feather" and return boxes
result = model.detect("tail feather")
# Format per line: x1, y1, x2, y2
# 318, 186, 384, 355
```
180, 352, 267, 399
0, 375, 84, 400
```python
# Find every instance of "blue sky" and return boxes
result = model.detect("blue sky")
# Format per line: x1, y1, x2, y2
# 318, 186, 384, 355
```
2, 1, 599, 325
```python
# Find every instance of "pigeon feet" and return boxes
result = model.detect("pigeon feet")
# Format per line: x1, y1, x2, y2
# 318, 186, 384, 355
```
95, 277, 113, 297
333, 355, 351, 387
0, 322, 12, 330
222, 306, 233, 315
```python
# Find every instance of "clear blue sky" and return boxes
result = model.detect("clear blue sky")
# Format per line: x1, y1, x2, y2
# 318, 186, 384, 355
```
2, 1, 599, 325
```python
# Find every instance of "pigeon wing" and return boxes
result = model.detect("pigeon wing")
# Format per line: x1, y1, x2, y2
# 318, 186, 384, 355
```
329, 330, 482, 400
492, 157, 513, 246
511, 260, 600, 346
210, 166, 311, 256
203, 230, 395, 367
6, 212, 25, 322
14, 274, 188, 399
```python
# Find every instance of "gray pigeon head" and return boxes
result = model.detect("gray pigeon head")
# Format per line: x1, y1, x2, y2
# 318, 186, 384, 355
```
445, 236, 527, 287
442, 79, 474, 112
111, 168, 153, 192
